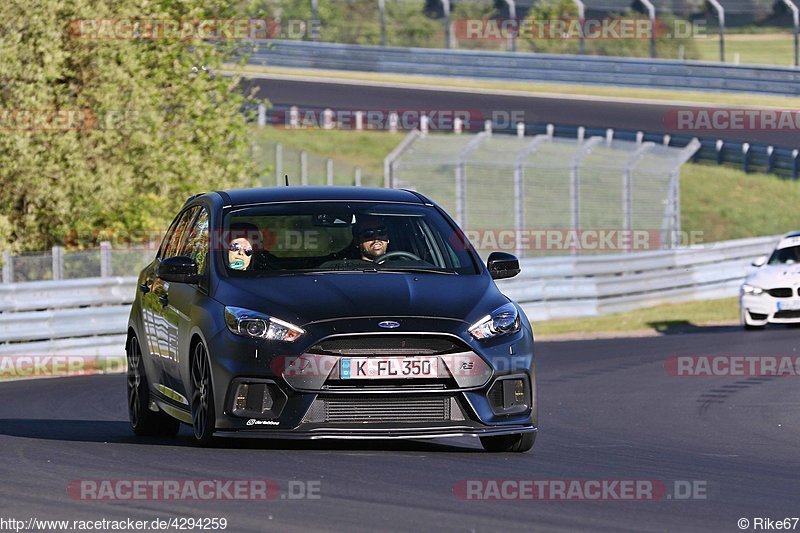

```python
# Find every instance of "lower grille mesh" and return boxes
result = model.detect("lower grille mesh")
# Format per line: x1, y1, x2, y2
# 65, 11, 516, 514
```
303, 394, 464, 424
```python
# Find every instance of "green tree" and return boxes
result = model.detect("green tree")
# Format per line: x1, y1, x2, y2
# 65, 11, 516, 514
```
0, 0, 258, 251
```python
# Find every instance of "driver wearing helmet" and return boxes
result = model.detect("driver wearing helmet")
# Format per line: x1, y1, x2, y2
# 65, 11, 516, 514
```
353, 216, 390, 262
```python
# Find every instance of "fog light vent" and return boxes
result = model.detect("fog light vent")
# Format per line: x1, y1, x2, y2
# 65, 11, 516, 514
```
488, 376, 530, 415
229, 380, 286, 419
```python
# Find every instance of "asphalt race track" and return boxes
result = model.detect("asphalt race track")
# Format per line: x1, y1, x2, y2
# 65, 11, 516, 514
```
1, 327, 799, 532
242, 76, 800, 147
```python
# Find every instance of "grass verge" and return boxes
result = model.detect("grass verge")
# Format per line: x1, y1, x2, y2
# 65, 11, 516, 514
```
533, 297, 739, 336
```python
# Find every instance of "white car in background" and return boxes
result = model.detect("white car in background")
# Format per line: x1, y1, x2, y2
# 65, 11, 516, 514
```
741, 232, 800, 329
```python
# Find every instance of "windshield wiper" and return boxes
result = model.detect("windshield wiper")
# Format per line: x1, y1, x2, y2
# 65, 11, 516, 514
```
376, 267, 457, 275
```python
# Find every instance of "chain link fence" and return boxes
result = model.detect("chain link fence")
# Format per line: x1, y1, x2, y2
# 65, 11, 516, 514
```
387, 130, 699, 258
252, 139, 383, 188
2, 246, 154, 283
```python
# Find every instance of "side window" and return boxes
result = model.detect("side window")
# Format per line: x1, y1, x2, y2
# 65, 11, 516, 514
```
161, 207, 199, 259
183, 209, 209, 274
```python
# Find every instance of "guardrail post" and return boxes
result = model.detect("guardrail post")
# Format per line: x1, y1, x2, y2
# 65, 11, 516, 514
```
767, 146, 775, 174
742, 142, 750, 173
577, 126, 585, 143
355, 110, 364, 131
300, 151, 308, 185
2, 251, 13, 284
793, 149, 799, 180
100, 241, 112, 277
275, 143, 283, 186
323, 108, 334, 129
420, 113, 429, 135
454, 117, 463, 134
354, 166, 362, 186
484, 120, 492, 134
289, 106, 299, 129
52, 246, 63, 281
716, 139, 724, 165
257, 102, 267, 127
516, 122, 525, 137
326, 158, 334, 185
636, 131, 644, 145
389, 112, 398, 134
546, 123, 554, 140
708, 0, 725, 62
605, 128, 614, 146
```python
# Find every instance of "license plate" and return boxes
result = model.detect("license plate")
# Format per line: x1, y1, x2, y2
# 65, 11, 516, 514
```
778, 300, 800, 311
340, 357, 438, 379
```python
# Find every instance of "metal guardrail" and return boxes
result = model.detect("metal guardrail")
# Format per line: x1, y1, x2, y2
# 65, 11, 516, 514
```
243, 40, 800, 95
0, 235, 778, 353
497, 235, 778, 320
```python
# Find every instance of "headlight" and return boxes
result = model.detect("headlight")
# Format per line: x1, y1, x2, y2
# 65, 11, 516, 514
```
224, 306, 305, 342
468, 302, 521, 340
742, 284, 764, 295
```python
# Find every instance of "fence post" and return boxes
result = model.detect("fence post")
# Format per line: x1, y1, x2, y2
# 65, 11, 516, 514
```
326, 158, 334, 185
52, 246, 64, 281
378, 0, 387, 46
300, 151, 308, 185
502, 0, 517, 52
257, 102, 267, 127
354, 166, 362, 186
311, 0, 319, 41
442, 0, 451, 49
2, 251, 13, 284
276, 143, 283, 186
100, 241, 112, 277
708, 0, 726, 62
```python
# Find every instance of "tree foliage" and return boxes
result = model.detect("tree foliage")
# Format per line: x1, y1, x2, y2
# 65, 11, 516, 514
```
0, 0, 258, 251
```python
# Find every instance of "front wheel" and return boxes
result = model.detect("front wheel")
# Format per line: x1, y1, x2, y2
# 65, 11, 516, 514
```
127, 335, 180, 437
480, 432, 536, 453
190, 341, 216, 446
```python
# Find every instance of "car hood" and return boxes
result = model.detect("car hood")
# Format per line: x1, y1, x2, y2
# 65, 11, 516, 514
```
746, 263, 800, 288
214, 272, 509, 327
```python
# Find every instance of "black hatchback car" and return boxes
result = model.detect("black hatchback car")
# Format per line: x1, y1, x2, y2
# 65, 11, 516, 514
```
126, 187, 537, 452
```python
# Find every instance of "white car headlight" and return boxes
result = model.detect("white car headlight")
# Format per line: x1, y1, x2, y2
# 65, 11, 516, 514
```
224, 306, 305, 342
742, 284, 764, 295
468, 302, 521, 340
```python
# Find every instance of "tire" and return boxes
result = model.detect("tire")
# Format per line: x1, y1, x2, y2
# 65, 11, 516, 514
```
190, 341, 216, 446
480, 431, 536, 453
127, 335, 181, 437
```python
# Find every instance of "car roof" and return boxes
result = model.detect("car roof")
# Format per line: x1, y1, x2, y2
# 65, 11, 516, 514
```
212, 186, 427, 206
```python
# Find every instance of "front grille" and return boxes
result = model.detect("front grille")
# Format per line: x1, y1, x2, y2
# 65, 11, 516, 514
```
767, 288, 794, 298
774, 310, 800, 319
311, 336, 458, 356
302, 394, 465, 424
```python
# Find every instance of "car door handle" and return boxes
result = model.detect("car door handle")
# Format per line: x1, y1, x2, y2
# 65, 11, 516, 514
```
158, 294, 169, 307
139, 283, 150, 294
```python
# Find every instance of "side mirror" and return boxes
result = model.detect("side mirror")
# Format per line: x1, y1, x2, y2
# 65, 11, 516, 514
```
752, 255, 767, 268
487, 252, 520, 280
157, 256, 200, 284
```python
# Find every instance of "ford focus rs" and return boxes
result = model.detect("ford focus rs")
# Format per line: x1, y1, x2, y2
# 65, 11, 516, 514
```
126, 186, 537, 452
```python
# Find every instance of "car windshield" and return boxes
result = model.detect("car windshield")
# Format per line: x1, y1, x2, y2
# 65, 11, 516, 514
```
768, 245, 800, 265
221, 202, 479, 275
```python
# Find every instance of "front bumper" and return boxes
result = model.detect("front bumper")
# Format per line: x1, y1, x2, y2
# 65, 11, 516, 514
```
202, 323, 537, 437
741, 293, 800, 325
215, 424, 537, 440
